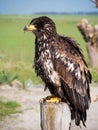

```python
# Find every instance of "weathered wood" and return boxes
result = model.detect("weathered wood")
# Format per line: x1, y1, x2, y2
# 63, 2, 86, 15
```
86, 44, 98, 67
40, 101, 71, 130
90, 0, 98, 7
77, 19, 98, 67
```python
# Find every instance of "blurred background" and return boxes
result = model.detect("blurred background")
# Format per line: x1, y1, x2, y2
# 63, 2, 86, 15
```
0, 0, 98, 85
0, 1, 98, 129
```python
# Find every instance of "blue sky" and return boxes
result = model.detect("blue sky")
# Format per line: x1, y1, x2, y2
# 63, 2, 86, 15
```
0, 0, 98, 14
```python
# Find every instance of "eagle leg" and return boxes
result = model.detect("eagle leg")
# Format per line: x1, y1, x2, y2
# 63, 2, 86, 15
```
40, 95, 61, 103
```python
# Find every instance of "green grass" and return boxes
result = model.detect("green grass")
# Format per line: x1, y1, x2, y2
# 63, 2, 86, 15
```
0, 100, 21, 120
0, 70, 17, 85
0, 14, 98, 83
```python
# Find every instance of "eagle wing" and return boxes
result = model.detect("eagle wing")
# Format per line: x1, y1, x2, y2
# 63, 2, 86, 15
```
50, 36, 91, 111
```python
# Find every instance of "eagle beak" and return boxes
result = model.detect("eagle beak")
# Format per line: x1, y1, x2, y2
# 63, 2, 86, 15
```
24, 25, 37, 31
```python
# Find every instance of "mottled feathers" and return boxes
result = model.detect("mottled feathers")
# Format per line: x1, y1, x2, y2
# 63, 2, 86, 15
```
24, 16, 92, 127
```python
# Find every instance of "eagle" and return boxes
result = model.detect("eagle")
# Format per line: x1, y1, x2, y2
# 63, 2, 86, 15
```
24, 16, 92, 127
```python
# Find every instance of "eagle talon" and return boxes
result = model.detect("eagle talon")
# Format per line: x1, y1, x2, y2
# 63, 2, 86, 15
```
40, 96, 61, 103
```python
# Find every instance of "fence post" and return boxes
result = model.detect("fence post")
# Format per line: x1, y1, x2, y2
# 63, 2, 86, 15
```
40, 101, 71, 130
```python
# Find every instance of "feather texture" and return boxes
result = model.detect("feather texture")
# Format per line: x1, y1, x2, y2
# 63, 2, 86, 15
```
24, 16, 92, 127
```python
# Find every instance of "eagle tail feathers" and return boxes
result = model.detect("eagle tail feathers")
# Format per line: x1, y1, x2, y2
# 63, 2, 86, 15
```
60, 79, 89, 127
71, 109, 87, 127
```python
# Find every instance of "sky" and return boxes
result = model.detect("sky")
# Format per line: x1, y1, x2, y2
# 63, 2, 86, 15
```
0, 0, 98, 14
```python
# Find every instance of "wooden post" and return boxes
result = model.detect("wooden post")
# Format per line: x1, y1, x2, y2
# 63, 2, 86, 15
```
40, 101, 71, 130
86, 44, 98, 67
77, 19, 98, 67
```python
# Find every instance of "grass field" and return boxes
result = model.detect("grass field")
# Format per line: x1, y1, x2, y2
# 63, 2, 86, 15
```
0, 100, 21, 120
0, 14, 98, 84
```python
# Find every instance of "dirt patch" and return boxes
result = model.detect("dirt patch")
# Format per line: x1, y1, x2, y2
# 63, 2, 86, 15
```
0, 83, 98, 130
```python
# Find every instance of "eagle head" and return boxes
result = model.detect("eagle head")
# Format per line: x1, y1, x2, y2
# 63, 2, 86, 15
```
24, 16, 57, 35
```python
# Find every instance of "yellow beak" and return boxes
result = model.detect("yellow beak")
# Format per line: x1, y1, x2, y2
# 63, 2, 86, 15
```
24, 25, 37, 31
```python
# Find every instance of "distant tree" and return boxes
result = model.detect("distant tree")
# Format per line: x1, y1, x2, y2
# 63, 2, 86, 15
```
77, 19, 98, 67
90, 0, 98, 7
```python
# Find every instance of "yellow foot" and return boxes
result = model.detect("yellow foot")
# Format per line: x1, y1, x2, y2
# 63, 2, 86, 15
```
40, 96, 61, 103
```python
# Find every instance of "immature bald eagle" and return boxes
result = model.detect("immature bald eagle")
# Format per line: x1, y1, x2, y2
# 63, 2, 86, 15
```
24, 16, 91, 126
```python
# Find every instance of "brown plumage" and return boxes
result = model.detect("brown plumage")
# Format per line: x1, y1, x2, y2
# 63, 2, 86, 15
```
24, 16, 92, 127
